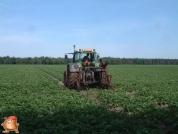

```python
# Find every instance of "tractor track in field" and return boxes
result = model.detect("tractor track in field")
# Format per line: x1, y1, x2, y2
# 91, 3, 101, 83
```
39, 68, 121, 112
38, 68, 64, 86
80, 89, 100, 104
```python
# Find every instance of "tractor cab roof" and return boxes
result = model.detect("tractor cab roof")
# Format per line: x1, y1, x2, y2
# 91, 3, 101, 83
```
75, 48, 97, 53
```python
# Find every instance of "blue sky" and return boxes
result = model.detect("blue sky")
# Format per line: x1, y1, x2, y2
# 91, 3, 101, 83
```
0, 0, 178, 58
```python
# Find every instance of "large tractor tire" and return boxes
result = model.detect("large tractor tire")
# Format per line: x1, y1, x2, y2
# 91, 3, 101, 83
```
67, 72, 80, 90
63, 71, 67, 86
74, 73, 80, 91
100, 71, 111, 89
67, 72, 75, 89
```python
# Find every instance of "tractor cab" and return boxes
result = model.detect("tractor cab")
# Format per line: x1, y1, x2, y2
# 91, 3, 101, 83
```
73, 49, 99, 62
65, 48, 100, 67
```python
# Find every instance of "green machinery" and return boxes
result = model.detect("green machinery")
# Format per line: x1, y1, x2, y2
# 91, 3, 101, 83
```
63, 45, 112, 90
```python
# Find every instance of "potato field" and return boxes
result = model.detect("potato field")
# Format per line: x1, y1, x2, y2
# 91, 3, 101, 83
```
0, 65, 178, 134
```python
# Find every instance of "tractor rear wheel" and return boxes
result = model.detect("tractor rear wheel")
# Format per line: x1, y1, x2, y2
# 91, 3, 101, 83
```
74, 73, 80, 91
63, 71, 67, 86
67, 72, 80, 90
100, 71, 110, 89
67, 72, 75, 89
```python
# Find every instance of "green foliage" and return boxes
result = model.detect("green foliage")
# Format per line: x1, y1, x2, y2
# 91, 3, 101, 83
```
0, 65, 178, 133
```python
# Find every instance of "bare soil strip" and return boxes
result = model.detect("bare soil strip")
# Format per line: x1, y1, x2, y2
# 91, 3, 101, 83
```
80, 89, 100, 104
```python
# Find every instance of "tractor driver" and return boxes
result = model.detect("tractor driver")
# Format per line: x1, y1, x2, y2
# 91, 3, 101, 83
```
83, 53, 90, 62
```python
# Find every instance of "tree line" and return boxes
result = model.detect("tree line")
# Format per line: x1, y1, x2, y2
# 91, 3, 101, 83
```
0, 56, 178, 65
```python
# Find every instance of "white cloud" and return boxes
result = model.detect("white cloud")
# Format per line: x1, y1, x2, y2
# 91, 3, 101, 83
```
0, 35, 42, 44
